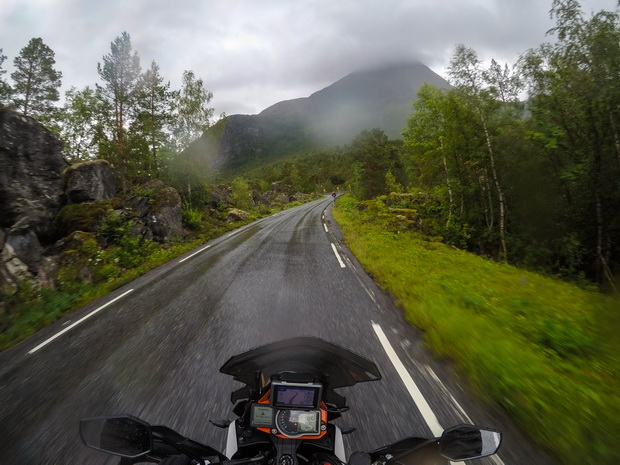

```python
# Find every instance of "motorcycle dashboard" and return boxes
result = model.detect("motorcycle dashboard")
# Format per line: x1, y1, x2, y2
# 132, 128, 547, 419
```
270, 381, 322, 409
250, 405, 322, 438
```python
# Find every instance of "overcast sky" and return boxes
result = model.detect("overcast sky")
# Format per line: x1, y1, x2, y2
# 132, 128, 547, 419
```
1, 0, 617, 116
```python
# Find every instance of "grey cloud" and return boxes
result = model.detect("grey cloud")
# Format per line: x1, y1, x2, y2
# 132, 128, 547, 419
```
1, 0, 617, 116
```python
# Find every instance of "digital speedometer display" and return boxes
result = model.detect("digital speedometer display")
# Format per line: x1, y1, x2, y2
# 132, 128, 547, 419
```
275, 410, 320, 437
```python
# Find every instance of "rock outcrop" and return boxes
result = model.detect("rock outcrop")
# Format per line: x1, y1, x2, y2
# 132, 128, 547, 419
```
0, 107, 67, 240
0, 107, 186, 302
0, 107, 68, 296
225, 208, 250, 223
139, 180, 183, 242
64, 160, 116, 204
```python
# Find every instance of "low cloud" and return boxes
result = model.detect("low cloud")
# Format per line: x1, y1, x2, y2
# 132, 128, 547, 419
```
1, 0, 617, 115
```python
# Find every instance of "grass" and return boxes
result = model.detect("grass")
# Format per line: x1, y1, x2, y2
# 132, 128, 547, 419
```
332, 194, 620, 465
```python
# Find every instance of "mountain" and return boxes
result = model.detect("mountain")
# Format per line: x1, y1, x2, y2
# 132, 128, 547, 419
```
185, 62, 450, 173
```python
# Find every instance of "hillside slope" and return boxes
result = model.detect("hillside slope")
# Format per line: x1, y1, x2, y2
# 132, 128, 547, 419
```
184, 62, 450, 173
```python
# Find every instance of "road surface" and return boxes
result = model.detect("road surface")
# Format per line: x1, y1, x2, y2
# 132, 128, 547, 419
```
0, 197, 554, 464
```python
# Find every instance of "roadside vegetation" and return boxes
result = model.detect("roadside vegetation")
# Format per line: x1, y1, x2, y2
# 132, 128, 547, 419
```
333, 194, 619, 465
0, 193, 319, 351
2, 1, 618, 461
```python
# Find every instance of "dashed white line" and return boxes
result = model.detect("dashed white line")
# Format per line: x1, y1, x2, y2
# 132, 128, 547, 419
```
323, 223, 329, 233
330, 243, 346, 268
28, 289, 135, 355
179, 245, 211, 263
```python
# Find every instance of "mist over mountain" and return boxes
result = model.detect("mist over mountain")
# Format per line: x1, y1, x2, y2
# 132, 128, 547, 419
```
185, 62, 450, 173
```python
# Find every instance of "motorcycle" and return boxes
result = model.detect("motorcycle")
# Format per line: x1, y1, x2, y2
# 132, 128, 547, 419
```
80, 337, 502, 465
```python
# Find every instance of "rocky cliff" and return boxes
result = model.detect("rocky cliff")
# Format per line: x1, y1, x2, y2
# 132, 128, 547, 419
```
0, 106, 183, 303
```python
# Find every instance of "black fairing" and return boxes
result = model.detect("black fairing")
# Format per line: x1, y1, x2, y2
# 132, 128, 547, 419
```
220, 337, 381, 390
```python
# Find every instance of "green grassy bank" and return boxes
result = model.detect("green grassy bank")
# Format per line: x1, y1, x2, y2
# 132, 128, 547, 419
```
332, 195, 619, 465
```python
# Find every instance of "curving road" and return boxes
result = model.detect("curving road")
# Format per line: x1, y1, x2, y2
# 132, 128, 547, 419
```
0, 197, 554, 465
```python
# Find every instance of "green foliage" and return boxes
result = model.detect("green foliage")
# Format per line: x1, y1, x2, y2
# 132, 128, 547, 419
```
518, 1, 620, 288
58, 86, 106, 161
99, 210, 156, 269
230, 176, 252, 211
96, 31, 142, 189
385, 170, 403, 193
349, 128, 403, 199
132, 60, 175, 175
333, 194, 620, 465
0, 48, 11, 105
181, 209, 201, 231
169, 70, 214, 152
10, 38, 62, 118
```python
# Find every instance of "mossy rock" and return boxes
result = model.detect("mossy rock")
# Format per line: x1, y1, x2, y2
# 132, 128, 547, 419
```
61, 159, 111, 176
152, 187, 181, 211
53, 199, 118, 238
389, 208, 418, 219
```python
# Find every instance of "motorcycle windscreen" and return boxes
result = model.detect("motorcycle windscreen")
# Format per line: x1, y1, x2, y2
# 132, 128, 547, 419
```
220, 337, 381, 389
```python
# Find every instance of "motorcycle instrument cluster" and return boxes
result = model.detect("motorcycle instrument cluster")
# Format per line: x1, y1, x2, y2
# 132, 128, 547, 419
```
270, 381, 322, 409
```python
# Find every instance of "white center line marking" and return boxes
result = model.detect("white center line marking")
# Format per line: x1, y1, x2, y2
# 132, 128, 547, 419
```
330, 243, 346, 268
28, 289, 135, 355
323, 223, 328, 233
179, 245, 211, 263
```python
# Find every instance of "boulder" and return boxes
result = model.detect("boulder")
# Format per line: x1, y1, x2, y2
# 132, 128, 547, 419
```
127, 197, 150, 219
0, 241, 34, 296
148, 185, 183, 242
0, 107, 67, 240
63, 160, 116, 204
6, 229, 43, 273
272, 193, 289, 205
225, 208, 250, 223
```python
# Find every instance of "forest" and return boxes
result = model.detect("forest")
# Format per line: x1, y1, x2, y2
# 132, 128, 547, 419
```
256, 0, 620, 291
1, 0, 618, 291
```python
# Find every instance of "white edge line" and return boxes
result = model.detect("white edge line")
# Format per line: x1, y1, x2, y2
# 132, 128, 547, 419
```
330, 243, 346, 268
179, 245, 211, 263
373, 322, 467, 465
28, 289, 135, 355
323, 223, 329, 233
371, 322, 444, 436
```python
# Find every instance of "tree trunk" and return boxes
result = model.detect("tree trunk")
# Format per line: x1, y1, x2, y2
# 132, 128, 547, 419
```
482, 167, 494, 232
595, 190, 617, 292
482, 119, 508, 259
609, 108, 620, 167
593, 145, 617, 292
440, 140, 454, 227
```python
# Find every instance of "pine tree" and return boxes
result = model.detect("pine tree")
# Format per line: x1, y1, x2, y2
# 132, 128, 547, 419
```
10, 38, 62, 117
133, 60, 174, 175
96, 32, 141, 190
0, 49, 11, 105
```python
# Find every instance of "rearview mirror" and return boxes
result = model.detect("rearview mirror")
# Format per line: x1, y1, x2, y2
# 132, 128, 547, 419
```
439, 424, 501, 461
80, 414, 152, 458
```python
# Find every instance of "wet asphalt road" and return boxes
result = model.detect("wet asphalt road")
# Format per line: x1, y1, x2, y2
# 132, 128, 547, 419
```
0, 197, 555, 465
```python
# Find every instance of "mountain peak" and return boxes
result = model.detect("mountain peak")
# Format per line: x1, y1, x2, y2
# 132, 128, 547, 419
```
188, 61, 450, 172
